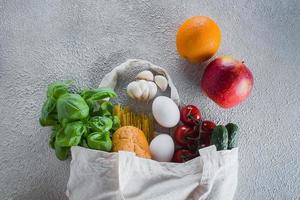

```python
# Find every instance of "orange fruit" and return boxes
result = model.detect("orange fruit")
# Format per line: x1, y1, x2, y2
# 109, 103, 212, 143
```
176, 16, 221, 64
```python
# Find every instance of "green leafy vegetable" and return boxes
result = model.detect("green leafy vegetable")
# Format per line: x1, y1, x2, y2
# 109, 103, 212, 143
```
80, 88, 117, 111
56, 93, 89, 126
54, 142, 69, 160
47, 80, 72, 99
55, 121, 87, 147
211, 125, 228, 151
79, 139, 89, 148
88, 116, 113, 132
49, 128, 57, 149
80, 88, 117, 100
40, 98, 57, 126
87, 132, 112, 151
40, 81, 71, 126
111, 116, 120, 132
226, 123, 239, 149
100, 101, 114, 114
39, 81, 119, 161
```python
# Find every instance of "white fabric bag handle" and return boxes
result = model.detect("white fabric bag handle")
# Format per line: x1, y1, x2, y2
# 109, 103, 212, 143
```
99, 59, 180, 105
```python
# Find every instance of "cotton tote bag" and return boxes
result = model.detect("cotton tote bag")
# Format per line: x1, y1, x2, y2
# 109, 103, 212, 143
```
66, 59, 239, 200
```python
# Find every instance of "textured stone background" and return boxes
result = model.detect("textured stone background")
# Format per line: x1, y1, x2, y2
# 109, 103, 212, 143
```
0, 0, 299, 200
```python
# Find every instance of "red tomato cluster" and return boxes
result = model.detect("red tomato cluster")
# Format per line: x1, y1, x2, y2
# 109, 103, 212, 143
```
172, 105, 216, 163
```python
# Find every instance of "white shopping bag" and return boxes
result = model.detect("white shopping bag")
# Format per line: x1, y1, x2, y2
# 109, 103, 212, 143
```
66, 59, 239, 200
66, 146, 238, 200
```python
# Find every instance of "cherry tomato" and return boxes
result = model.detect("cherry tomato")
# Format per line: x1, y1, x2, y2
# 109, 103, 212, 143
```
201, 120, 216, 132
180, 105, 201, 126
172, 149, 195, 163
174, 125, 197, 147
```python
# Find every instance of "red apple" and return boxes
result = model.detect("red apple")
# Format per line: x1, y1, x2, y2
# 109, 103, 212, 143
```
201, 56, 254, 108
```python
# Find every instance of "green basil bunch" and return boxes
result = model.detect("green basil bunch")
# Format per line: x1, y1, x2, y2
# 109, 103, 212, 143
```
211, 123, 239, 151
39, 80, 72, 126
40, 81, 120, 160
57, 94, 89, 126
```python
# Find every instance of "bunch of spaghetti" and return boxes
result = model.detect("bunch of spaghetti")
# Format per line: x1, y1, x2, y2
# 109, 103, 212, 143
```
113, 104, 155, 142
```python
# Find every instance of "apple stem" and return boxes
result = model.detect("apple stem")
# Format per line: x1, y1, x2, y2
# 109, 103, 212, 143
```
242, 61, 245, 64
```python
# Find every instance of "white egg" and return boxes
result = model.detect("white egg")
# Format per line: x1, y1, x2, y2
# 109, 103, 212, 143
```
152, 96, 180, 128
150, 134, 175, 162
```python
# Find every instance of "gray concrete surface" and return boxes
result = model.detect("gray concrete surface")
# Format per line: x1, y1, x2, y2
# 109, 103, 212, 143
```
0, 0, 299, 199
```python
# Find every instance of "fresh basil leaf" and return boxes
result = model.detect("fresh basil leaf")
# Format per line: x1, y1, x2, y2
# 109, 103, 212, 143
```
88, 116, 113, 132
49, 130, 57, 149
49, 124, 63, 149
99, 110, 112, 117
93, 101, 114, 117
111, 116, 120, 132
40, 81, 72, 126
211, 125, 228, 151
47, 80, 72, 100
39, 98, 58, 126
80, 88, 117, 111
80, 88, 117, 101
54, 142, 69, 160
79, 139, 89, 148
226, 123, 239, 149
86, 90, 117, 101
55, 121, 87, 147
57, 93, 89, 126
100, 101, 113, 114
87, 132, 112, 151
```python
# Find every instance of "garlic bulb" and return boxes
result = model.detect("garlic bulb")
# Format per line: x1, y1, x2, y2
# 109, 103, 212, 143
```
154, 75, 168, 92
127, 81, 142, 99
127, 80, 157, 101
136, 70, 154, 81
